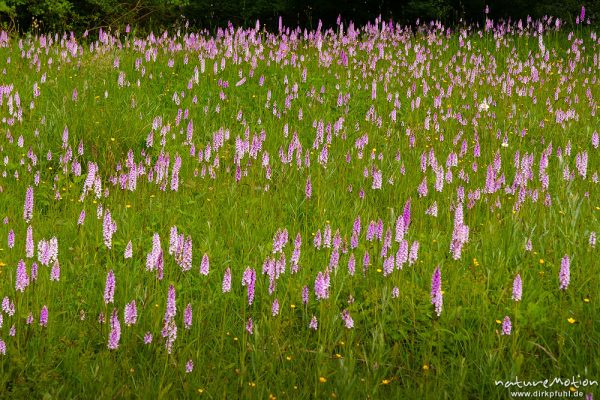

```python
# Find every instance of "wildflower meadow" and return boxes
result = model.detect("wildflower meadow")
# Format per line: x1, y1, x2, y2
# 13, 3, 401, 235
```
0, 11, 598, 399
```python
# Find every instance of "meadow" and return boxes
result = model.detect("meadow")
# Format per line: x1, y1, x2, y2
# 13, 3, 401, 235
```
0, 14, 598, 399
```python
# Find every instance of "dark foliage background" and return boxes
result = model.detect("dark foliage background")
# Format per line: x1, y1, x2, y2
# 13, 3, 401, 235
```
0, 0, 597, 34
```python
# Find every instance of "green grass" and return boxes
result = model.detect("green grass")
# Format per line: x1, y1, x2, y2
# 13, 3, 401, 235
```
0, 21, 598, 399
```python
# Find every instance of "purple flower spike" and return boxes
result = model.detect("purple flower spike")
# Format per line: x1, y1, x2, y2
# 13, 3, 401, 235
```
431, 266, 443, 317
559, 255, 570, 290
501, 316, 512, 335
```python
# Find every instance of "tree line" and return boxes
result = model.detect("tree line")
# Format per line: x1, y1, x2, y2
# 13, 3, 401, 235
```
0, 0, 597, 34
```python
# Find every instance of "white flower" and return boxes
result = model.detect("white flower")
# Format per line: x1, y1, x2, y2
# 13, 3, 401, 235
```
479, 100, 490, 112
